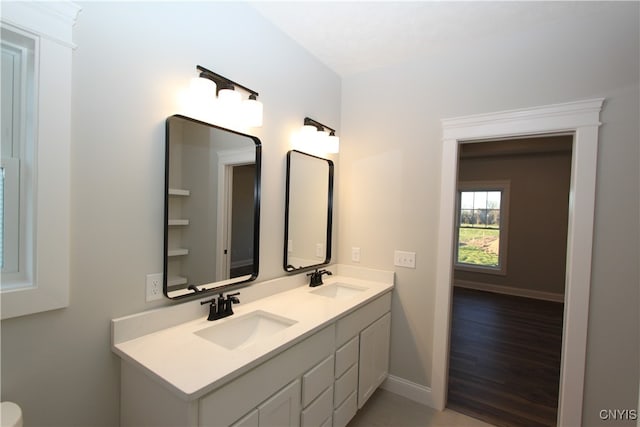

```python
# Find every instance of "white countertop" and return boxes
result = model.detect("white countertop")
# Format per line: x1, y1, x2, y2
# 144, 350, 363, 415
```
112, 269, 393, 401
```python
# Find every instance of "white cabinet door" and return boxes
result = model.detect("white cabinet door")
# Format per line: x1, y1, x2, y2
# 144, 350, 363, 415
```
231, 409, 259, 427
357, 313, 391, 408
258, 379, 301, 427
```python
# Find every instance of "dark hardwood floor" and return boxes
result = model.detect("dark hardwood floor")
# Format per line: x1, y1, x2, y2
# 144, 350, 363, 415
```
447, 287, 564, 427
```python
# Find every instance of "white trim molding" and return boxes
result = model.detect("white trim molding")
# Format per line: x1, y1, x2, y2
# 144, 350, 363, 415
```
382, 375, 434, 408
434, 98, 603, 427
454, 280, 565, 303
1, 1, 81, 48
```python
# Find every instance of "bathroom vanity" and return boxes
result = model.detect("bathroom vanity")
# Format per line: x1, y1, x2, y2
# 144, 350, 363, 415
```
112, 266, 393, 427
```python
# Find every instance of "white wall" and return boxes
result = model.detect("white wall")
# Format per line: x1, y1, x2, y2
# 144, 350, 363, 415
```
0, 2, 340, 425
339, 3, 639, 424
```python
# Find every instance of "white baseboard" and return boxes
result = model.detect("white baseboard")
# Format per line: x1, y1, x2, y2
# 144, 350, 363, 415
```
454, 279, 564, 303
381, 374, 435, 408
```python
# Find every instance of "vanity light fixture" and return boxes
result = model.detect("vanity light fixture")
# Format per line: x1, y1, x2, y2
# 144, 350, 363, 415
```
294, 117, 340, 155
179, 65, 263, 130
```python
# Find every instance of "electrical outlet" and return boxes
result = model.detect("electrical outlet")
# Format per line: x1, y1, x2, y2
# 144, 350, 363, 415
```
146, 273, 163, 302
394, 250, 416, 268
316, 243, 324, 258
352, 247, 361, 263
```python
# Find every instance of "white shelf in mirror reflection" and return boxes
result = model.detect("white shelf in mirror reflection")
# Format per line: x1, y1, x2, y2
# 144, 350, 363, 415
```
168, 276, 188, 287
168, 219, 189, 226
168, 248, 189, 257
168, 188, 191, 196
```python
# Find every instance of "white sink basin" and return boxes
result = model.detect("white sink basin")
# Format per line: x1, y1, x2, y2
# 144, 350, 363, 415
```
310, 282, 367, 299
194, 310, 297, 350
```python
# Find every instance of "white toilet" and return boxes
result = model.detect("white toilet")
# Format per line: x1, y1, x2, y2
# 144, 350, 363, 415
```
1, 402, 23, 427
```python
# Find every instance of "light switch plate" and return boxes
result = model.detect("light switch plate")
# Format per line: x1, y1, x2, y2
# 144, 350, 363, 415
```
352, 247, 361, 263
316, 243, 324, 258
394, 250, 416, 268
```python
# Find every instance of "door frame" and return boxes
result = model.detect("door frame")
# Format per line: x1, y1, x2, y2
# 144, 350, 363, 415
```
215, 147, 255, 281
432, 98, 604, 426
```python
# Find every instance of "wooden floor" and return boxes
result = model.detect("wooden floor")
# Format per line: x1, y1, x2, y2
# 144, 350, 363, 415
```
447, 287, 564, 427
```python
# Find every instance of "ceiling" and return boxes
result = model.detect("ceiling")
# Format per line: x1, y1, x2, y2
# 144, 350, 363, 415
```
250, 1, 614, 77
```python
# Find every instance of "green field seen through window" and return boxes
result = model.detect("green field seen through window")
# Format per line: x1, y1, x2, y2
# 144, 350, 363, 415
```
457, 227, 500, 267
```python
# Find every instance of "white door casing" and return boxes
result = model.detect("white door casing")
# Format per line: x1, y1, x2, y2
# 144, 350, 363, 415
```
433, 98, 603, 426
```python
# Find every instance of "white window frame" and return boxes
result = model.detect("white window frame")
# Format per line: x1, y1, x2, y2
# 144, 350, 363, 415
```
0, 2, 81, 319
454, 180, 510, 275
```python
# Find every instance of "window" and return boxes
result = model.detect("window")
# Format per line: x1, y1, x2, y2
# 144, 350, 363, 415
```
1, 1, 80, 319
455, 181, 509, 274
1, 25, 35, 283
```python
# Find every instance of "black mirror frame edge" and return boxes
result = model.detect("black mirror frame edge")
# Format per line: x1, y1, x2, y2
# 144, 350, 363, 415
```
283, 149, 334, 275
163, 114, 261, 300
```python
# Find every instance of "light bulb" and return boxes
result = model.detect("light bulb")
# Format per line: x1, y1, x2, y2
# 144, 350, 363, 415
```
190, 77, 216, 99
315, 129, 329, 144
217, 88, 242, 128
218, 88, 242, 106
181, 77, 217, 123
300, 124, 318, 139
326, 134, 340, 153
242, 98, 263, 128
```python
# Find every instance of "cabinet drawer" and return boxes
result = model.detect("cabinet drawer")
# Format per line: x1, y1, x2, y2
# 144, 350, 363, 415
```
334, 336, 358, 378
332, 391, 357, 427
302, 355, 334, 407
336, 292, 391, 347
301, 386, 333, 427
333, 363, 357, 407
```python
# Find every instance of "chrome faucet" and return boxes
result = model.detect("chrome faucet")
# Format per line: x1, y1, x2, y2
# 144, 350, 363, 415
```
307, 268, 332, 287
201, 292, 240, 321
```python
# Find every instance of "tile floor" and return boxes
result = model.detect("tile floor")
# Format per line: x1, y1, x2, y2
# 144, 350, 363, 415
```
348, 388, 494, 427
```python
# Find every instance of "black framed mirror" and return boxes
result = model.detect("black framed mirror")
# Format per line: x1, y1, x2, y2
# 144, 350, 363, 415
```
284, 150, 334, 272
164, 115, 261, 299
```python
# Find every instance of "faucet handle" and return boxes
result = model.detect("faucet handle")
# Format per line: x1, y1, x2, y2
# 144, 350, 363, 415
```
308, 268, 332, 287
201, 298, 218, 321
226, 292, 240, 304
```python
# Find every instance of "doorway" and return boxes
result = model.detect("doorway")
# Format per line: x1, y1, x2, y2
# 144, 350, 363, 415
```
447, 137, 572, 425
431, 99, 604, 426
215, 148, 256, 282
229, 164, 256, 278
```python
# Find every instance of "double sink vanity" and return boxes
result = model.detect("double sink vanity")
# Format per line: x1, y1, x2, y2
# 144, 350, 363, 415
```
112, 266, 393, 427
112, 111, 392, 426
